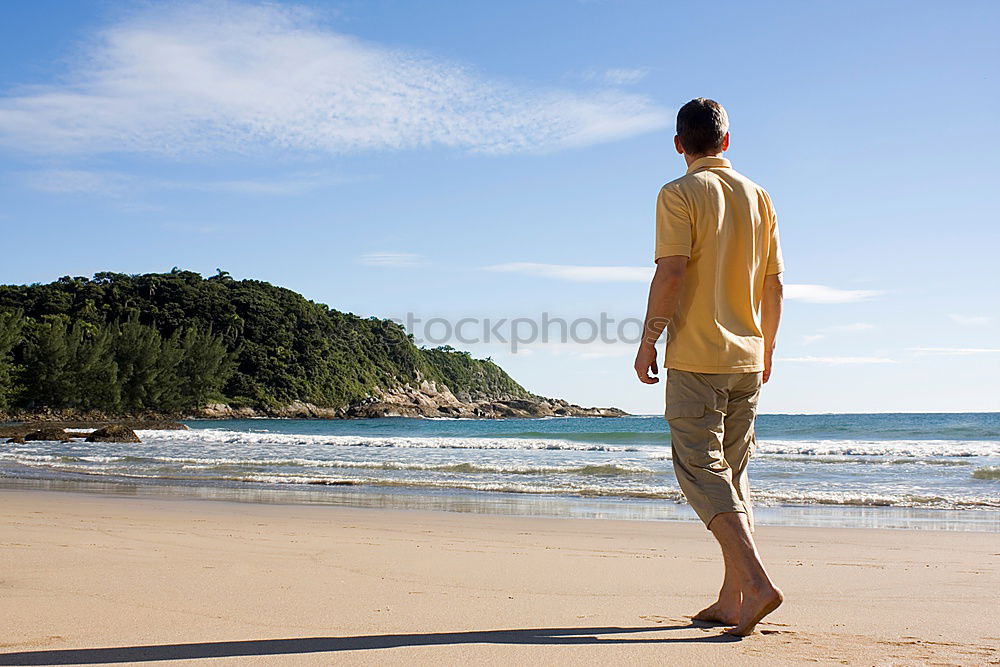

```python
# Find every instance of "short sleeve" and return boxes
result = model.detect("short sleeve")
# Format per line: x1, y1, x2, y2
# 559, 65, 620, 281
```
763, 191, 785, 275
655, 185, 692, 261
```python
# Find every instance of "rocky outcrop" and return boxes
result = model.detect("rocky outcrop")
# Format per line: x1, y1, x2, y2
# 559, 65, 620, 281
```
358, 381, 627, 418
198, 403, 266, 419
1, 420, 185, 443
1, 386, 625, 424
86, 425, 141, 443
198, 401, 342, 419
190, 381, 627, 420
0, 413, 189, 430
23, 428, 74, 442
6, 425, 141, 443
2, 393, 625, 423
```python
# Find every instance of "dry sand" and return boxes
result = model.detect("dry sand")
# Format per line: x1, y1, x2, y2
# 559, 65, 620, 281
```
0, 488, 998, 666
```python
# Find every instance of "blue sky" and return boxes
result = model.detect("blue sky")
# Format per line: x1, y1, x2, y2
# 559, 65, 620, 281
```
1, 0, 998, 414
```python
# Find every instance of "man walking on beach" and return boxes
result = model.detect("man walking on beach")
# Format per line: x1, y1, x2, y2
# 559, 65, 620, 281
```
634, 98, 785, 636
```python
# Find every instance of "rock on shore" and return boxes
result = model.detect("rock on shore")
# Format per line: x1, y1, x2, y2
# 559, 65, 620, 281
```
0, 420, 187, 444
86, 425, 142, 443
4, 426, 143, 444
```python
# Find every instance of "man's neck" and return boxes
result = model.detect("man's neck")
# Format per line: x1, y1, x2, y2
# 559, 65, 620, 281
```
683, 151, 725, 167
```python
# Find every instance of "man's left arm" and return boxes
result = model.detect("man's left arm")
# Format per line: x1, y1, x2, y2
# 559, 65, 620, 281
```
634, 256, 687, 384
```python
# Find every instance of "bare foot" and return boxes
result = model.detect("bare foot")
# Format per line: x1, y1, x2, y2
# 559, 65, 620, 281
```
725, 585, 784, 637
692, 599, 740, 625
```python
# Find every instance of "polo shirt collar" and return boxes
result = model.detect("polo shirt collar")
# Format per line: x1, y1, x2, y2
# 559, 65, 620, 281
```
686, 156, 731, 174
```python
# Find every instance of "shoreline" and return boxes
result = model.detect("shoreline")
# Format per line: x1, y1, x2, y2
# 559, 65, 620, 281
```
5, 414, 998, 534
0, 487, 997, 665
3, 472, 998, 533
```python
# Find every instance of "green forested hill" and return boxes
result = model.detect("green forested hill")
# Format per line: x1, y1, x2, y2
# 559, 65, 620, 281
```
0, 270, 531, 414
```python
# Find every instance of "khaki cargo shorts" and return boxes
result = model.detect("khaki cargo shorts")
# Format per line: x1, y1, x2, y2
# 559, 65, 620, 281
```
665, 369, 762, 531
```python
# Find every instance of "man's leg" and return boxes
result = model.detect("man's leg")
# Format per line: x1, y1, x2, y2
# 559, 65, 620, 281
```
722, 373, 762, 533
709, 372, 780, 635
692, 535, 742, 625
708, 511, 783, 636
666, 370, 747, 625
694, 373, 762, 623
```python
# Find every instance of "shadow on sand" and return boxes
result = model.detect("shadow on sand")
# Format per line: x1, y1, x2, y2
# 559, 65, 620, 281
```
0, 624, 739, 664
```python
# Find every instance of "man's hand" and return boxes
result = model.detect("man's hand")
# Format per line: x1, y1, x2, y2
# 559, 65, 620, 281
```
763, 347, 774, 383
634, 343, 659, 384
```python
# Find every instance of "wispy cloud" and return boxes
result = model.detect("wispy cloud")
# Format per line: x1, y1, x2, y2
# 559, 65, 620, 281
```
358, 252, 426, 268
504, 340, 635, 359
485, 262, 651, 283
535, 345, 630, 359
783, 284, 882, 304
486, 263, 881, 304
827, 322, 874, 332
582, 67, 651, 86
948, 314, 993, 326
910, 347, 1000, 356
160, 220, 229, 235
174, 174, 349, 195
21, 169, 134, 197
778, 356, 896, 365
802, 322, 874, 344
19, 168, 352, 197
0, 2, 669, 157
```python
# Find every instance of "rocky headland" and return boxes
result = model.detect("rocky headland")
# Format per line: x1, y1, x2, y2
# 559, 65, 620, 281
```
198, 380, 626, 419
1, 381, 626, 442
0, 271, 627, 431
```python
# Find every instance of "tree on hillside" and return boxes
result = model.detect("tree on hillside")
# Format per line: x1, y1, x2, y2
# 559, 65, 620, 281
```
176, 325, 236, 408
0, 270, 531, 413
21, 316, 119, 410
114, 315, 170, 411
0, 310, 24, 409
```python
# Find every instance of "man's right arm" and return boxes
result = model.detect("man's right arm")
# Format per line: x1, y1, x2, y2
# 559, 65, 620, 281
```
761, 273, 783, 383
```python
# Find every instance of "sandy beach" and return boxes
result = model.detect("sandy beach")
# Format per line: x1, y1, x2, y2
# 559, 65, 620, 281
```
0, 489, 997, 666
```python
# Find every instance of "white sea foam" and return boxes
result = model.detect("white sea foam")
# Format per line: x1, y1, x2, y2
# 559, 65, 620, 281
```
137, 429, 1000, 457
140, 471, 999, 508
137, 429, 641, 452
2, 453, 654, 477
5, 454, 997, 509
753, 489, 1000, 509
234, 473, 687, 500
5, 425, 998, 513
755, 439, 1000, 457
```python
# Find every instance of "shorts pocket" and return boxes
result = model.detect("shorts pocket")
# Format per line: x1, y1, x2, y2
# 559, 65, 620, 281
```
666, 401, 708, 420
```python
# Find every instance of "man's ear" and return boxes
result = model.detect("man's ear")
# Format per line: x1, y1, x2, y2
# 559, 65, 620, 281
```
721, 132, 730, 152
674, 135, 685, 155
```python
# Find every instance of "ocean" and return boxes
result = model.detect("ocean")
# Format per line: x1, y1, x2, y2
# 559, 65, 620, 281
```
2, 413, 999, 531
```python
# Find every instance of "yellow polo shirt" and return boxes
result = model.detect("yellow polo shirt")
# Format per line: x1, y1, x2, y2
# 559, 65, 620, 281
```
655, 156, 784, 373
